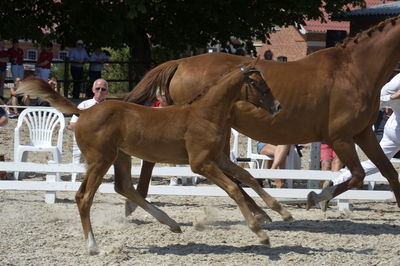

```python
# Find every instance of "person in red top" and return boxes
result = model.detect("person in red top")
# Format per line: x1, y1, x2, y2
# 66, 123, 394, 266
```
36, 42, 53, 82
8, 39, 24, 81
0, 40, 9, 99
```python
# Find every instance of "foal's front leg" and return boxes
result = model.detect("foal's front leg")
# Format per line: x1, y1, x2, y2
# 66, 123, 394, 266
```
218, 155, 293, 222
190, 160, 271, 246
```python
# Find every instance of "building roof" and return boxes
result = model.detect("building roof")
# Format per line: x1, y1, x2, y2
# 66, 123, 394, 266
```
349, 1, 400, 16
304, 0, 393, 32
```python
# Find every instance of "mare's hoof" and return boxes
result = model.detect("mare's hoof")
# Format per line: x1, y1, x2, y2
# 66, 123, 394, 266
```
260, 238, 271, 247
319, 200, 329, 212
306, 191, 317, 210
170, 226, 182, 233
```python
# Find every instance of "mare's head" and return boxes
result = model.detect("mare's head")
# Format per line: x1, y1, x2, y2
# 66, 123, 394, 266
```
240, 66, 281, 115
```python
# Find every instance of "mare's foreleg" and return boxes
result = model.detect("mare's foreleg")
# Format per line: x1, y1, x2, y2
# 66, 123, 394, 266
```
191, 160, 271, 246
354, 128, 400, 206
218, 155, 293, 222
306, 138, 364, 209
114, 151, 181, 233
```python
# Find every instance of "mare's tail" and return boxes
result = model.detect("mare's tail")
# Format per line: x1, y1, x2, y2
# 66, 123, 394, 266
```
124, 60, 179, 105
18, 77, 80, 115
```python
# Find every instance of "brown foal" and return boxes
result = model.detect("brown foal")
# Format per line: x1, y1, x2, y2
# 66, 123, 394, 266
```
19, 65, 289, 254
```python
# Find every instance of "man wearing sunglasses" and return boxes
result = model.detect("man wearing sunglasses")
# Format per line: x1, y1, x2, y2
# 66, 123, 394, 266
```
69, 78, 108, 181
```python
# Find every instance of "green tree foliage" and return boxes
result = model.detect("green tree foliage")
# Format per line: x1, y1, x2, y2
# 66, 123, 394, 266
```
0, 0, 365, 85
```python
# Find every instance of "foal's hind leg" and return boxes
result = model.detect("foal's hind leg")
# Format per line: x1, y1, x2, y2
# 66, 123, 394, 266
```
191, 160, 270, 246
218, 155, 293, 222
76, 161, 112, 255
114, 151, 181, 233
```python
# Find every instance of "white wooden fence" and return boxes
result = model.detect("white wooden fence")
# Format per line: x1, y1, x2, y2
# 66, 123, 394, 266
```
0, 161, 394, 210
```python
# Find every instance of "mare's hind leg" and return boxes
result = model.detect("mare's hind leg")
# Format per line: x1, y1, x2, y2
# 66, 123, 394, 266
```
354, 128, 400, 206
114, 151, 181, 233
306, 138, 365, 209
218, 155, 293, 222
191, 160, 271, 246
76, 160, 112, 255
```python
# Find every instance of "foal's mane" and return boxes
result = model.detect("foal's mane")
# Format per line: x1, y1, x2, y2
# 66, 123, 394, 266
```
185, 61, 255, 104
338, 14, 400, 48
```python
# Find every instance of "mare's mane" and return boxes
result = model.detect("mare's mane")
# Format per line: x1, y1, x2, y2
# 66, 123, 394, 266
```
338, 14, 400, 48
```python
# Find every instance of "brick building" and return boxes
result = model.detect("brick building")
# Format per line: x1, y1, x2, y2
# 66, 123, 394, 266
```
255, 0, 393, 62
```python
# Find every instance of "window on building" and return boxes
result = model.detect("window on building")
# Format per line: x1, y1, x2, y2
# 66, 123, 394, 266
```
277, 56, 287, 62
26, 49, 37, 60
58, 50, 68, 60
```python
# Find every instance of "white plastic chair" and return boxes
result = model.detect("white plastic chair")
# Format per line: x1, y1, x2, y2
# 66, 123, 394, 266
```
14, 108, 65, 180
246, 137, 274, 169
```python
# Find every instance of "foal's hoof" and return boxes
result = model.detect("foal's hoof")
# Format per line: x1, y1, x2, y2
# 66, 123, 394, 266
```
260, 238, 271, 248
255, 213, 272, 224
306, 191, 317, 210
125, 200, 138, 217
283, 214, 295, 222
170, 226, 182, 233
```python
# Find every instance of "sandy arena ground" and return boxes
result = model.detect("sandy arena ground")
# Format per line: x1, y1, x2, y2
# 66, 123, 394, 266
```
1, 118, 400, 265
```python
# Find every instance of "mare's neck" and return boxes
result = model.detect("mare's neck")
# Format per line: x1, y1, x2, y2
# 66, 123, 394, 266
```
350, 19, 400, 89
193, 72, 244, 118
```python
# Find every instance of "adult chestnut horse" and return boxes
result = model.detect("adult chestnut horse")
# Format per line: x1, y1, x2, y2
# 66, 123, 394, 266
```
19, 66, 288, 254
126, 15, 400, 210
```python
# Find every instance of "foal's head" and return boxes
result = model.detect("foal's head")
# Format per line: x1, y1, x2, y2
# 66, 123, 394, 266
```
241, 67, 281, 115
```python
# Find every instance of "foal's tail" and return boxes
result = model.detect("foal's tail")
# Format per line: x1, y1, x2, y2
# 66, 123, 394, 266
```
124, 60, 179, 105
18, 77, 80, 115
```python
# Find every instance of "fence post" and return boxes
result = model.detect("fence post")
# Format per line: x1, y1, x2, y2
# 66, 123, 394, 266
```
45, 160, 57, 204
63, 59, 70, 98
308, 142, 321, 189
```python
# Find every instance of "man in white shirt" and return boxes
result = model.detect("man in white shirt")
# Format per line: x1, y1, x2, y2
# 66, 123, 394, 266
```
70, 78, 108, 181
69, 40, 89, 99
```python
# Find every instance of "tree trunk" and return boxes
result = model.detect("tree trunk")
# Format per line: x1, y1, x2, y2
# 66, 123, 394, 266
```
128, 26, 151, 91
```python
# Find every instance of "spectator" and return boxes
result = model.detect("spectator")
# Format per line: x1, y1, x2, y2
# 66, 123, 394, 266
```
257, 142, 290, 188
69, 40, 89, 99
0, 106, 8, 126
227, 36, 246, 56
320, 144, 343, 172
0, 40, 9, 99
8, 39, 24, 81
70, 78, 108, 181
36, 42, 53, 82
264, 49, 273, 61
330, 72, 400, 185
88, 47, 108, 99
8, 77, 29, 117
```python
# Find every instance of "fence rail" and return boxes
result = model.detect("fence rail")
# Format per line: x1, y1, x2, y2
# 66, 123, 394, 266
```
0, 162, 394, 209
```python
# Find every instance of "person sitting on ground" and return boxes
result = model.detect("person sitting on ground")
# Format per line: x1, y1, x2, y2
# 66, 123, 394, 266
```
70, 78, 108, 181
257, 142, 290, 188
8, 77, 29, 117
